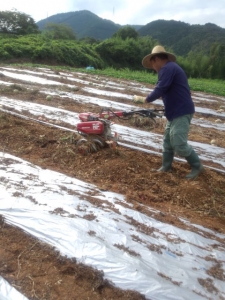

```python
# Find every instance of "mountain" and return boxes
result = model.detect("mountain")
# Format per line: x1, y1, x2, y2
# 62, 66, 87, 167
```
138, 20, 225, 55
37, 10, 121, 40
36, 10, 225, 56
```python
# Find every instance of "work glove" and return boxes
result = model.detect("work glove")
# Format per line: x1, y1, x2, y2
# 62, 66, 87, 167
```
133, 95, 146, 104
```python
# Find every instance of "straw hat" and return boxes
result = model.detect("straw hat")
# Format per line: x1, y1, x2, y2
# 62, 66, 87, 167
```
142, 45, 176, 69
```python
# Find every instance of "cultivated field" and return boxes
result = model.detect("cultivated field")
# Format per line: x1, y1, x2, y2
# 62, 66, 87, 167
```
0, 66, 225, 300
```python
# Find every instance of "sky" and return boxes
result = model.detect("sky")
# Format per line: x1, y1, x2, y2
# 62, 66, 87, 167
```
0, 0, 225, 28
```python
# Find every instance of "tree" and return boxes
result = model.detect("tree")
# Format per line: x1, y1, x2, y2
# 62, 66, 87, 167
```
79, 36, 100, 45
209, 43, 225, 79
138, 36, 157, 58
112, 26, 139, 40
42, 23, 76, 40
95, 36, 149, 69
0, 10, 39, 34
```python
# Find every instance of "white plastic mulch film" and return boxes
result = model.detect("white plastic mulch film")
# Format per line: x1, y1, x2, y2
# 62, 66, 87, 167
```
0, 67, 225, 171
0, 276, 28, 300
0, 152, 225, 300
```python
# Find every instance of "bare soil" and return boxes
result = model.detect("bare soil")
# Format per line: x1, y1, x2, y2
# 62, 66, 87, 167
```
0, 66, 225, 300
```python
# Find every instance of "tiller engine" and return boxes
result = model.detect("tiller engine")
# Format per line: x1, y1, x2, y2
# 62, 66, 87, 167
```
75, 108, 164, 154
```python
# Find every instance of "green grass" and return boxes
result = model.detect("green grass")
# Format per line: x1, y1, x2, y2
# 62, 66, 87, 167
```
188, 78, 225, 97
4, 63, 225, 97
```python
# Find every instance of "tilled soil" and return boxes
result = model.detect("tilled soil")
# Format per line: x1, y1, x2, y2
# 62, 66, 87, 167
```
0, 66, 225, 300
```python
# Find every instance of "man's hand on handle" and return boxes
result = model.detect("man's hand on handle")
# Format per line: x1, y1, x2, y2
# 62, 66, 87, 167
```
133, 95, 146, 104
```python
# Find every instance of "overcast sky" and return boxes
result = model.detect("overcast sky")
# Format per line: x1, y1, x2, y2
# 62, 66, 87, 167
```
1, 0, 225, 28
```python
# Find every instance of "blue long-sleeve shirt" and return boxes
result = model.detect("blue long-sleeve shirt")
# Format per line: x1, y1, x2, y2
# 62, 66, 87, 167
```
146, 61, 195, 121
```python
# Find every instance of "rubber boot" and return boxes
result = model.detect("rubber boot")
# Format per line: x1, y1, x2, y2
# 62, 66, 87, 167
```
157, 152, 174, 172
185, 150, 204, 179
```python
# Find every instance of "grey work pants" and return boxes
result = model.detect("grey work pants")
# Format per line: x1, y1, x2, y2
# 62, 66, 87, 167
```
162, 114, 193, 157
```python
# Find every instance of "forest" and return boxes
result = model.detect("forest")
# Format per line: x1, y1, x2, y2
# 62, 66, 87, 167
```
0, 10, 225, 80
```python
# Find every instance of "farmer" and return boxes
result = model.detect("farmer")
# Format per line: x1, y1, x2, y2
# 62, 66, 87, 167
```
140, 45, 204, 179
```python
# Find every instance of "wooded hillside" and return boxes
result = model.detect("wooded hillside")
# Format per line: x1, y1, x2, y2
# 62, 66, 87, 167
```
37, 10, 121, 40
36, 10, 225, 56
139, 20, 225, 55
